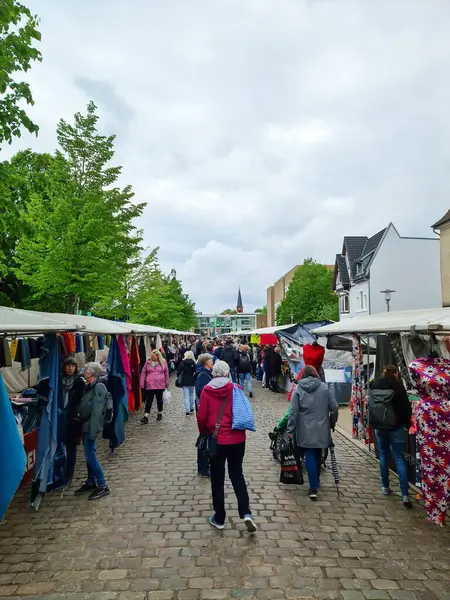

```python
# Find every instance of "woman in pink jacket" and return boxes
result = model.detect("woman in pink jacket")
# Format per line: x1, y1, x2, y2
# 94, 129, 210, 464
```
140, 349, 169, 423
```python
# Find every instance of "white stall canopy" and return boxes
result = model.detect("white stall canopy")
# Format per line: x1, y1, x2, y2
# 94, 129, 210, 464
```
233, 324, 296, 337
0, 306, 77, 335
29, 311, 132, 335
312, 307, 450, 336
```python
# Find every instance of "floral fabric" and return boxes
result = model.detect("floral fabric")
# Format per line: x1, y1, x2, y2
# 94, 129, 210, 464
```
409, 357, 450, 526
351, 335, 364, 440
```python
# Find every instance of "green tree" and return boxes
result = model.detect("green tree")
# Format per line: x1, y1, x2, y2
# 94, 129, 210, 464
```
276, 259, 338, 325
14, 102, 145, 313
221, 309, 238, 315
0, 1, 41, 145
255, 305, 267, 314
127, 252, 197, 331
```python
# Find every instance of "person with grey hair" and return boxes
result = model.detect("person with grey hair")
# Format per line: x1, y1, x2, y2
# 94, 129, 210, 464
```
197, 360, 256, 533
74, 362, 110, 500
287, 365, 338, 500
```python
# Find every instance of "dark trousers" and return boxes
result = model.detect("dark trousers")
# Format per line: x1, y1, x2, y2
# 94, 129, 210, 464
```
298, 447, 322, 490
66, 441, 77, 483
210, 442, 251, 525
144, 389, 164, 413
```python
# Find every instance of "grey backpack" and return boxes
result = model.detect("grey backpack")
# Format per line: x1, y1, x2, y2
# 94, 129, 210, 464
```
368, 388, 397, 430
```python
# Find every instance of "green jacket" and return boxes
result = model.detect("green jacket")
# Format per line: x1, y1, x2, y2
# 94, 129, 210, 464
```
78, 380, 108, 440
277, 407, 290, 431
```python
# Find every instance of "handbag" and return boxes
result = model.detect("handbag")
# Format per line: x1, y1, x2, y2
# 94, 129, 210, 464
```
195, 393, 229, 459
175, 374, 183, 388
279, 433, 304, 485
231, 384, 256, 431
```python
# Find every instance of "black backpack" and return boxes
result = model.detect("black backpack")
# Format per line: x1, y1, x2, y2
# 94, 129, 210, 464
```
368, 388, 397, 430
239, 353, 250, 372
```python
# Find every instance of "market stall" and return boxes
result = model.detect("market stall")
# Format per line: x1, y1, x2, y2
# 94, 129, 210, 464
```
313, 308, 450, 526
1, 306, 195, 516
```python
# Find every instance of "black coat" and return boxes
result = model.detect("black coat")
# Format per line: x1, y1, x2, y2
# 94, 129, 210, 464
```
66, 376, 86, 445
221, 345, 238, 368
369, 376, 412, 429
177, 359, 197, 387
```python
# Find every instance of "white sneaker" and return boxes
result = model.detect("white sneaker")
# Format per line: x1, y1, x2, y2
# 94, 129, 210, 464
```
244, 515, 257, 533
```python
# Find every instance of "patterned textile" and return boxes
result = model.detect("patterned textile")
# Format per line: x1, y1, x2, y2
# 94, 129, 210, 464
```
408, 399, 423, 488
387, 334, 412, 387
350, 335, 364, 439
408, 357, 450, 526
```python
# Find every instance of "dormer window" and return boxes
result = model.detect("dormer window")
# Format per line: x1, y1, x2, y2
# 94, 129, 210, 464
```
356, 262, 363, 275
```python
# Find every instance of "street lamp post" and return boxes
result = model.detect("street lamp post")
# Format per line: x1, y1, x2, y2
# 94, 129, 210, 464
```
380, 289, 396, 312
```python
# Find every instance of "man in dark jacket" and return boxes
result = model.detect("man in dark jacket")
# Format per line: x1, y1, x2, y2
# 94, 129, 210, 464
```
237, 344, 253, 397
369, 365, 412, 508
74, 362, 110, 500
220, 339, 238, 383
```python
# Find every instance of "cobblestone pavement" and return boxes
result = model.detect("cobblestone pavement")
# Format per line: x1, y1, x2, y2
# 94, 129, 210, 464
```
1, 381, 449, 600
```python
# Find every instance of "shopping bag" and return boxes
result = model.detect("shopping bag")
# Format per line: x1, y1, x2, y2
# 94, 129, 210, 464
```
279, 433, 303, 485
231, 384, 256, 431
163, 390, 172, 407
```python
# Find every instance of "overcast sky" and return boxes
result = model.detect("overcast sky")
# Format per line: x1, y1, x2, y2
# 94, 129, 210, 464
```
7, 0, 450, 313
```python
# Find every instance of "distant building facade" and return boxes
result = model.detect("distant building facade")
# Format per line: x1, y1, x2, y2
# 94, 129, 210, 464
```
195, 313, 257, 336
334, 222, 441, 319
266, 266, 300, 327
432, 211, 450, 307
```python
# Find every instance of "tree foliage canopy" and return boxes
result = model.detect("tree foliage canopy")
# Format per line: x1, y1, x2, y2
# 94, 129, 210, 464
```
255, 305, 267, 314
0, 0, 41, 145
221, 309, 238, 315
0, 101, 197, 330
276, 259, 338, 325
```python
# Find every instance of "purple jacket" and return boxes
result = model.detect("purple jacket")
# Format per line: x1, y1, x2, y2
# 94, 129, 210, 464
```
140, 360, 169, 390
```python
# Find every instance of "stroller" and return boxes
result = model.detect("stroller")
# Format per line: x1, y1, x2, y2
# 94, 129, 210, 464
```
269, 426, 329, 468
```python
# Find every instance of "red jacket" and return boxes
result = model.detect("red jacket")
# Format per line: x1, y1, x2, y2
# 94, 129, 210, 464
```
197, 379, 246, 445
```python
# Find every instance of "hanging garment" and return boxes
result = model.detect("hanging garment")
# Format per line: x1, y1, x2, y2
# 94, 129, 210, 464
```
387, 334, 412, 388
0, 373, 26, 520
15, 339, 31, 371
350, 335, 364, 439
28, 338, 40, 360
138, 337, 147, 372
9, 339, 18, 362
375, 337, 394, 378
145, 335, 153, 358
103, 335, 128, 450
409, 357, 450, 526
0, 338, 12, 368
117, 336, 133, 414
31, 334, 60, 501
98, 335, 105, 350
62, 333, 75, 355
130, 337, 142, 411
75, 335, 83, 354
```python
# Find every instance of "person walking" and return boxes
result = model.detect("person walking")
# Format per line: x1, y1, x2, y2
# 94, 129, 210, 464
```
369, 365, 413, 508
197, 360, 256, 532
140, 349, 169, 424
74, 362, 110, 500
269, 346, 283, 392
237, 344, 253, 398
195, 353, 214, 477
62, 357, 86, 486
287, 366, 338, 500
220, 339, 238, 383
177, 350, 197, 416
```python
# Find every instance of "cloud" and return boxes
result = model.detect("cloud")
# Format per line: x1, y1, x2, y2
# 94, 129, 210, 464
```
6, 0, 450, 312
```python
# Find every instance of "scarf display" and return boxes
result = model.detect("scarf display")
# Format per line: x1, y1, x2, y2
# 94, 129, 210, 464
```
409, 357, 450, 526
350, 335, 364, 439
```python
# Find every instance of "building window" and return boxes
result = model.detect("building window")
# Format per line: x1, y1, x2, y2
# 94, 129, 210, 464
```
339, 294, 349, 314
359, 291, 364, 310
363, 294, 368, 310
357, 295, 360, 310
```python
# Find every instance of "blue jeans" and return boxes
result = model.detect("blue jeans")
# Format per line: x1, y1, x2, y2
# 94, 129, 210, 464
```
239, 372, 252, 394
374, 427, 409, 496
82, 435, 106, 488
299, 447, 322, 491
230, 367, 237, 384
182, 386, 195, 413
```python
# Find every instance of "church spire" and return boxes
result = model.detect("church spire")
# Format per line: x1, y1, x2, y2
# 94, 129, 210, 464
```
236, 288, 243, 313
